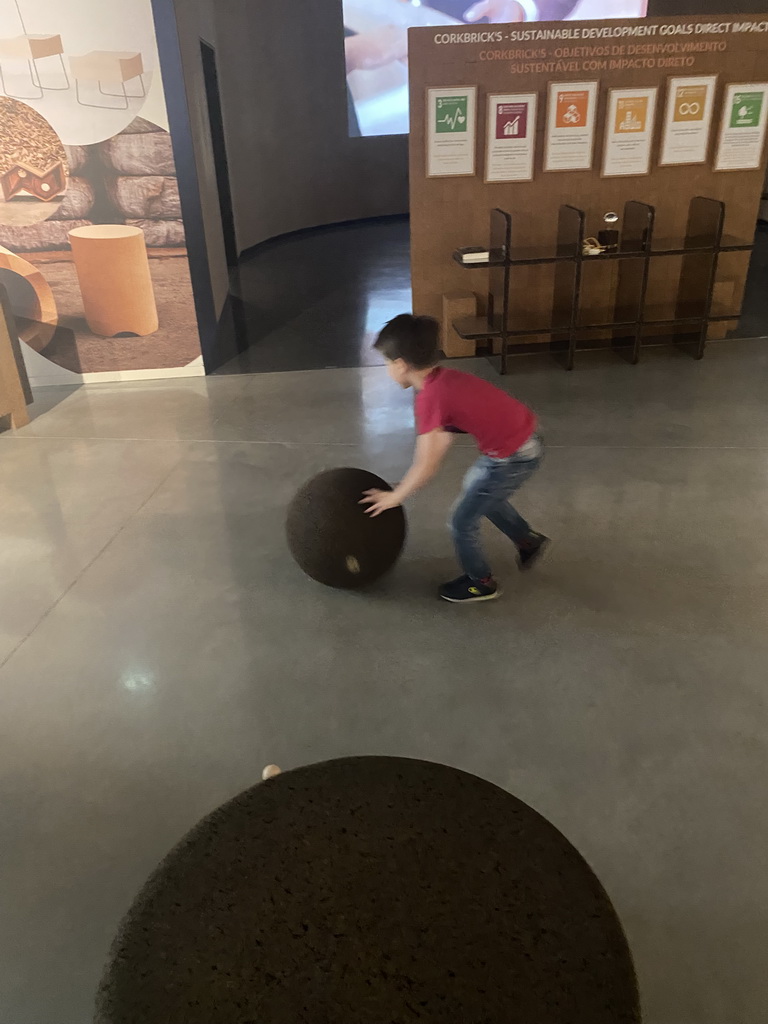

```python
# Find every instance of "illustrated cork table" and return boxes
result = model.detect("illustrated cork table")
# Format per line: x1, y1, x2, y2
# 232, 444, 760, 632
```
68, 225, 158, 337
93, 756, 641, 1024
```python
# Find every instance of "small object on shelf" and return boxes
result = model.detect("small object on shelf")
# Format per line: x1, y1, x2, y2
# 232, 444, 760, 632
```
582, 236, 607, 256
598, 211, 620, 251
456, 246, 490, 264
0, 160, 66, 202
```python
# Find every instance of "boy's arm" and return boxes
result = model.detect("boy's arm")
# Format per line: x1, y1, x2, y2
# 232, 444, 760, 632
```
361, 429, 455, 516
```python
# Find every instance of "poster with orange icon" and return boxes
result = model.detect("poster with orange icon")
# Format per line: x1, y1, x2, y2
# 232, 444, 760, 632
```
544, 81, 598, 171
603, 87, 658, 177
660, 75, 717, 166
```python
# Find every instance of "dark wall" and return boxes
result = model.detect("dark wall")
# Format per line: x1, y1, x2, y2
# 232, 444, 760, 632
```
168, 0, 230, 318
213, 0, 409, 253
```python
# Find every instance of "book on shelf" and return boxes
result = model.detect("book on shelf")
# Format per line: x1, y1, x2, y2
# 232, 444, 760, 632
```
456, 246, 490, 264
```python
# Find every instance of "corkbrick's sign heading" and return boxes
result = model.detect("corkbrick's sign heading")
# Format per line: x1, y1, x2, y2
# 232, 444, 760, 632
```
432, 18, 768, 47
429, 16, 768, 75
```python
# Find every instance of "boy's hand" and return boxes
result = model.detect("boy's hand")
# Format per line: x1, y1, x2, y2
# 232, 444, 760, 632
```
360, 489, 402, 517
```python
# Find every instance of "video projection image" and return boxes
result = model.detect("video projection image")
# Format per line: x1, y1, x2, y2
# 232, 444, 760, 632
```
344, 1, 649, 137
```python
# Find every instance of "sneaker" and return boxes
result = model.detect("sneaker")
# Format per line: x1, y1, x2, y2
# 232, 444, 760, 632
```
518, 532, 549, 571
439, 575, 499, 603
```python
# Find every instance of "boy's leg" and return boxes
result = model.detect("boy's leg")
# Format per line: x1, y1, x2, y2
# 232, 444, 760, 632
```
485, 497, 534, 545
448, 459, 495, 582
484, 452, 548, 568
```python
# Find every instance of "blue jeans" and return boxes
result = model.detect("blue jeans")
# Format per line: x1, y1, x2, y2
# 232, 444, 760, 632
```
450, 436, 543, 581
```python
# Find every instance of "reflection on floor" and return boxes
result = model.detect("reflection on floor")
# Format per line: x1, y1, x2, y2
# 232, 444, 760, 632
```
214, 217, 768, 375
2, 338, 768, 1023
214, 216, 410, 374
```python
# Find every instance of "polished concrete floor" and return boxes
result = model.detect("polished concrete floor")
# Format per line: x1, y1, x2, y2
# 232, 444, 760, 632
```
2, 340, 768, 1023
212, 217, 768, 374
214, 217, 410, 374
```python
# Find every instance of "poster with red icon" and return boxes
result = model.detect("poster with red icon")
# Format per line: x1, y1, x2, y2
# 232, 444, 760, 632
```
485, 93, 537, 183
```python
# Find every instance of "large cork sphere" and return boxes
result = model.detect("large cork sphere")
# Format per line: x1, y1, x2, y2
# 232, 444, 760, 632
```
286, 467, 406, 589
93, 757, 640, 1024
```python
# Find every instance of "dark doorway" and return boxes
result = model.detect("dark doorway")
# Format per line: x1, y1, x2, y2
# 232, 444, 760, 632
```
200, 39, 238, 272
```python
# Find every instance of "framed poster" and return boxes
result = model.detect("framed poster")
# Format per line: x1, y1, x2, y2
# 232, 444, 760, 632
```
426, 87, 477, 177
659, 75, 717, 167
485, 92, 538, 183
544, 81, 599, 172
714, 83, 768, 171
602, 87, 658, 178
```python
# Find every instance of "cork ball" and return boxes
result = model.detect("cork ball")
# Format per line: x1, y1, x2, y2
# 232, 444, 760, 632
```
286, 468, 406, 589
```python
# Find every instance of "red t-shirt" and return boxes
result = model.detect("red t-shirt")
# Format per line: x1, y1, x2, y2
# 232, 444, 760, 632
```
414, 367, 535, 457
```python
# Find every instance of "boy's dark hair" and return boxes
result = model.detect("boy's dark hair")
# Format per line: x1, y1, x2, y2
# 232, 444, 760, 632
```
374, 314, 441, 369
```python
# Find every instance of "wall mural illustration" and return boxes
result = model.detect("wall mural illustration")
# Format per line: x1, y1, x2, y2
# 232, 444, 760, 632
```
0, 0, 202, 386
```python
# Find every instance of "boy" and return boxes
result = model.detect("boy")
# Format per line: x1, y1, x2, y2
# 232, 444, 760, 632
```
361, 314, 547, 603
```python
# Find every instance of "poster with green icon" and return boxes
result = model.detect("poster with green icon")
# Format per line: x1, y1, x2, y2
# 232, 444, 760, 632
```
716, 82, 768, 171
427, 86, 476, 177
730, 92, 763, 129
435, 95, 468, 134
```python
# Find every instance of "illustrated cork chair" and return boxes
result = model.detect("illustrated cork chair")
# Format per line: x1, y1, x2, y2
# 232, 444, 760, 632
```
0, 33, 68, 99
0, 0, 68, 100
69, 50, 145, 109
68, 225, 158, 337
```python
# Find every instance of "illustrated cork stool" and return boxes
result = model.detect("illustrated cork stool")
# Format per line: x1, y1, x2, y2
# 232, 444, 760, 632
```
69, 225, 158, 337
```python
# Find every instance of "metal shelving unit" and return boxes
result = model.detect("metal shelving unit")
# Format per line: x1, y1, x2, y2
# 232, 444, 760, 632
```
453, 199, 754, 373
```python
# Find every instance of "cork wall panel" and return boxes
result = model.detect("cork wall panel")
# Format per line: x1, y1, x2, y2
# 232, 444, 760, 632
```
408, 15, 768, 345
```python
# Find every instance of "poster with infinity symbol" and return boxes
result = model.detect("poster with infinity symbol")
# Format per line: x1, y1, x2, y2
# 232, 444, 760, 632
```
659, 75, 718, 167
